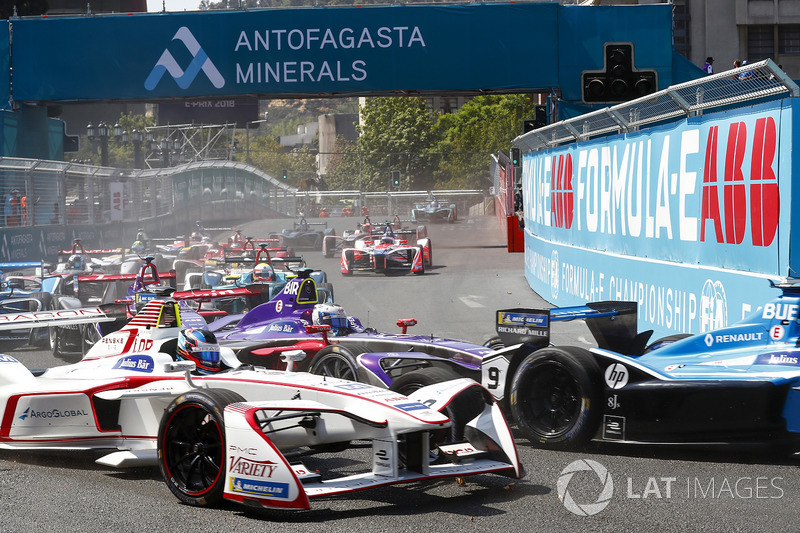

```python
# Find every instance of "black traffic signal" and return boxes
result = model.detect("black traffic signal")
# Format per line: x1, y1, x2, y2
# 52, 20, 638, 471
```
281, 169, 288, 180
582, 43, 657, 104
523, 105, 548, 133
390, 170, 401, 189
510, 147, 521, 166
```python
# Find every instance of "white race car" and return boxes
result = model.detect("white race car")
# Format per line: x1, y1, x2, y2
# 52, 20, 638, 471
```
0, 299, 521, 510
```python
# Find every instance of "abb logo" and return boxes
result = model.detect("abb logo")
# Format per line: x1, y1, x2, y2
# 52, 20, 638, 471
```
550, 153, 574, 229
701, 117, 779, 246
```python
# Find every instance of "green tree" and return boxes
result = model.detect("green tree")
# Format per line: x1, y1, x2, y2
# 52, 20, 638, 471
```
431, 94, 536, 189
357, 96, 441, 191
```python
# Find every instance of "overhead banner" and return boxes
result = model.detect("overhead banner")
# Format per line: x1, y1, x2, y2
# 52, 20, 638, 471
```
8, 4, 675, 103
521, 98, 797, 338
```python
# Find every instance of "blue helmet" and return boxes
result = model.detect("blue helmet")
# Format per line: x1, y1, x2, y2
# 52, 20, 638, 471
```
67, 254, 85, 270
177, 328, 221, 374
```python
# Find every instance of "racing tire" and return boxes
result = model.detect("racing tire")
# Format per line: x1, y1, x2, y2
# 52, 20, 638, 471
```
48, 295, 66, 357
425, 241, 433, 269
390, 368, 484, 444
158, 388, 246, 507
510, 346, 602, 450
482, 336, 505, 351
28, 292, 54, 347
309, 344, 368, 382
643, 334, 692, 354
81, 323, 103, 357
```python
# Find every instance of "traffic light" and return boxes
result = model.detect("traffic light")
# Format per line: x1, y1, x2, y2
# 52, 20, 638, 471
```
582, 43, 657, 104
281, 169, 288, 180
523, 105, 548, 133
390, 170, 401, 189
510, 147, 521, 167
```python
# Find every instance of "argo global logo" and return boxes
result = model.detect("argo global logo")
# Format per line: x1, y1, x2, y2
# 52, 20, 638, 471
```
145, 27, 225, 90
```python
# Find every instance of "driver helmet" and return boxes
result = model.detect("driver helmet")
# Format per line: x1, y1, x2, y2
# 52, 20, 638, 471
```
131, 240, 145, 254
252, 262, 275, 282
381, 235, 393, 245
312, 303, 349, 334
177, 328, 221, 374
67, 254, 85, 270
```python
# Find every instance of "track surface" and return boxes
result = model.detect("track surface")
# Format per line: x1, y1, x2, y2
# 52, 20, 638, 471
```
1, 215, 797, 533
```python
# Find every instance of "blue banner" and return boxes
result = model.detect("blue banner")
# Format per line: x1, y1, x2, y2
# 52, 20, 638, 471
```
8, 4, 675, 102
521, 98, 798, 338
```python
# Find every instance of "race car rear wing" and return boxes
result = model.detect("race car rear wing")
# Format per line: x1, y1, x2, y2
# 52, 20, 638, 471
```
496, 301, 652, 356
0, 302, 125, 331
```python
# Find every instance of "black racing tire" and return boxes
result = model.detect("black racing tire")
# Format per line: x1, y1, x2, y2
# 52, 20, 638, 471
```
322, 237, 334, 258
81, 323, 103, 356
388, 367, 461, 396
425, 241, 433, 269
643, 333, 692, 353
510, 346, 602, 450
309, 344, 368, 381
28, 292, 54, 347
482, 336, 506, 351
390, 368, 484, 442
48, 295, 65, 357
158, 388, 246, 507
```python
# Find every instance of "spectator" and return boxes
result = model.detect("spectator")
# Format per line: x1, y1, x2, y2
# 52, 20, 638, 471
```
4, 189, 18, 226
4, 189, 20, 226
703, 56, 714, 74
739, 60, 755, 80
21, 194, 39, 225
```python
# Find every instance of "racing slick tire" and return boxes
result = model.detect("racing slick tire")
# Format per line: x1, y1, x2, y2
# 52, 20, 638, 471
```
482, 336, 505, 351
81, 323, 104, 356
390, 368, 485, 443
424, 241, 433, 269
643, 333, 692, 354
309, 344, 368, 382
510, 346, 602, 450
158, 388, 246, 507
27, 292, 54, 347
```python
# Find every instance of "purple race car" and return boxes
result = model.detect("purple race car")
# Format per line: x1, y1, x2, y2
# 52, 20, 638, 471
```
207, 269, 511, 395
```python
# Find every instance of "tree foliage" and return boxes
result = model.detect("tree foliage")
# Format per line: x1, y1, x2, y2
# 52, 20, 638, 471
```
325, 94, 537, 192
353, 96, 441, 191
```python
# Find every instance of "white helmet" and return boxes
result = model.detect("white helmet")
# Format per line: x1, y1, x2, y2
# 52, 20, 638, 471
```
312, 304, 348, 331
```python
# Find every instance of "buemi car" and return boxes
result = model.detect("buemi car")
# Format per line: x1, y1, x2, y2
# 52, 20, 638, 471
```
481, 280, 800, 453
0, 299, 522, 511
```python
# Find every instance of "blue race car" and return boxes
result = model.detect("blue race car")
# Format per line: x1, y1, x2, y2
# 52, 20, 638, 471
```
482, 280, 800, 453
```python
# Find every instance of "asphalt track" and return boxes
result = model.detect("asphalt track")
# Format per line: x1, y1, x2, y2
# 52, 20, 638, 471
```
1, 215, 797, 533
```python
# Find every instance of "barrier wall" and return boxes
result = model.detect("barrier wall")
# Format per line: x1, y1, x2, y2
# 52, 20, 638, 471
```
521, 97, 797, 338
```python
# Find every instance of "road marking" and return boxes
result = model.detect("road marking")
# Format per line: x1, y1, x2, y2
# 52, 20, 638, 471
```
459, 296, 485, 308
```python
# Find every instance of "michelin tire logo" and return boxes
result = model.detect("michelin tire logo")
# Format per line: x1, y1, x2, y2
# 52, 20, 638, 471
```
145, 27, 225, 90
